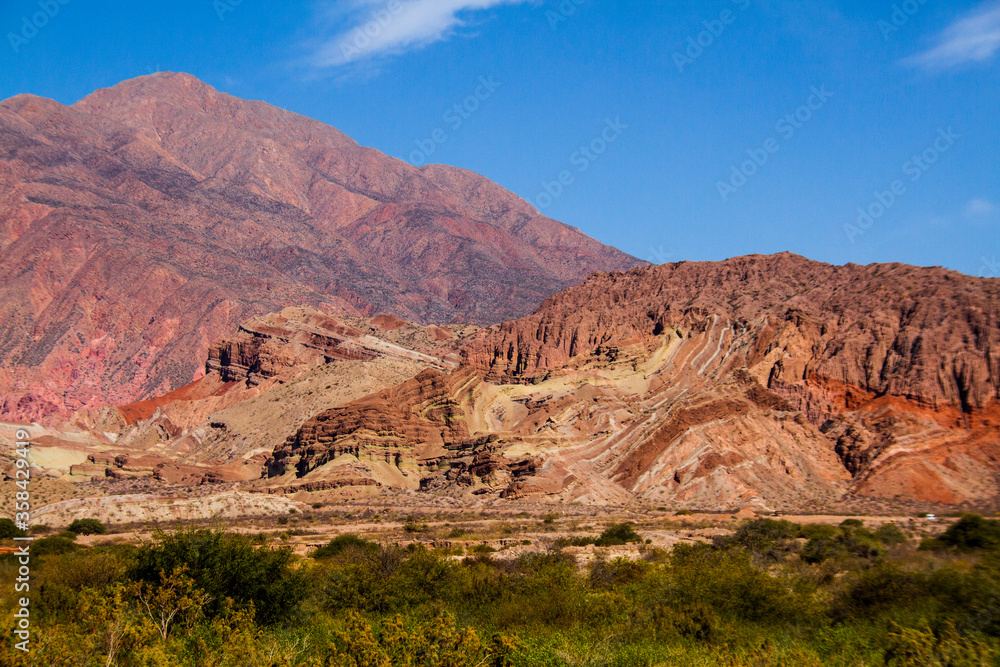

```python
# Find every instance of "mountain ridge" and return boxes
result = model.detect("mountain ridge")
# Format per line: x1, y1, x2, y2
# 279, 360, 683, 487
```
0, 72, 641, 421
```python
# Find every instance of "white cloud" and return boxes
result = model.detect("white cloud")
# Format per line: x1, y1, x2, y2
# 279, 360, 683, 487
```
965, 198, 997, 215
904, 1, 1000, 70
310, 0, 531, 69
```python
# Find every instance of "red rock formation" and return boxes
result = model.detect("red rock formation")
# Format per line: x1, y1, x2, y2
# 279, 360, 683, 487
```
463, 254, 999, 408
459, 254, 1000, 505
266, 368, 476, 480
0, 72, 641, 421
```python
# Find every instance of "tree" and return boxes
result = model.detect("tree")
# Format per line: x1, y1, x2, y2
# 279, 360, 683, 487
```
68, 518, 107, 535
0, 518, 26, 539
595, 523, 642, 547
131, 528, 306, 625
77, 583, 151, 667
938, 514, 1000, 551
137, 566, 213, 641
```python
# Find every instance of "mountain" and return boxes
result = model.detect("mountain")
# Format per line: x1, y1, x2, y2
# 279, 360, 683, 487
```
269, 254, 999, 510
0, 72, 641, 421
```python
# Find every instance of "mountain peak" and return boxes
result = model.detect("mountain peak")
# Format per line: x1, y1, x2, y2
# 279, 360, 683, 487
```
0, 74, 642, 422
75, 71, 219, 107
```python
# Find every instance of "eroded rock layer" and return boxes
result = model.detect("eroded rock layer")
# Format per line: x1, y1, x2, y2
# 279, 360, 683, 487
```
266, 255, 999, 509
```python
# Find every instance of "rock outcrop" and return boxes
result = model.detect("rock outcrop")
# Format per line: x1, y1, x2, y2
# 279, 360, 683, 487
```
261, 254, 1000, 509
457, 254, 1000, 506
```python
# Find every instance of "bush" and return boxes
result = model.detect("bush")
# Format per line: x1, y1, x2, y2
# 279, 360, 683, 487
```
800, 524, 839, 540
715, 518, 801, 560
662, 544, 811, 623
67, 518, 107, 535
470, 544, 496, 554
32, 534, 79, 556
326, 611, 519, 666
595, 523, 642, 547
937, 514, 1000, 551
874, 522, 908, 546
312, 534, 378, 559
589, 558, 648, 588
639, 602, 718, 642
802, 526, 884, 563
553, 535, 596, 548
831, 563, 927, 620
918, 538, 948, 551
0, 518, 26, 539
840, 518, 865, 529
403, 522, 430, 533
884, 622, 995, 666
131, 528, 306, 625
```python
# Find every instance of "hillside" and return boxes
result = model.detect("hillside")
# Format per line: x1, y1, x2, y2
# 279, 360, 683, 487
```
0, 72, 640, 421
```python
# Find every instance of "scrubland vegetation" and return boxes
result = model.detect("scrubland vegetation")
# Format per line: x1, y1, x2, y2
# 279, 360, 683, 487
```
2, 515, 999, 666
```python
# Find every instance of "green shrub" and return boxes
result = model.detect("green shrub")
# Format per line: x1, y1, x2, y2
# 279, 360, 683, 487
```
67, 518, 107, 535
639, 602, 718, 642
470, 544, 496, 554
884, 622, 995, 666
312, 533, 378, 559
131, 528, 306, 625
326, 611, 519, 666
802, 526, 884, 563
403, 522, 430, 533
875, 522, 908, 546
32, 534, 79, 556
595, 523, 642, 547
799, 523, 839, 540
0, 517, 26, 539
660, 543, 811, 623
918, 538, 948, 551
31, 547, 132, 623
589, 557, 648, 588
937, 514, 1000, 551
840, 518, 865, 529
553, 536, 596, 548
831, 563, 927, 620
715, 518, 802, 560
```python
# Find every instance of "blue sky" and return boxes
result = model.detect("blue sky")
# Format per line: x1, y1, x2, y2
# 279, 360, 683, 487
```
1, 0, 997, 277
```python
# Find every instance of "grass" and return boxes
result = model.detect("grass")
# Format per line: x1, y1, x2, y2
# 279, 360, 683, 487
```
2, 516, 998, 665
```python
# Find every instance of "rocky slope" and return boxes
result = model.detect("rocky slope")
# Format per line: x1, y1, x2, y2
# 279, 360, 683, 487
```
1, 309, 471, 497
460, 253, 1000, 418
265, 254, 999, 509
0, 72, 640, 421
